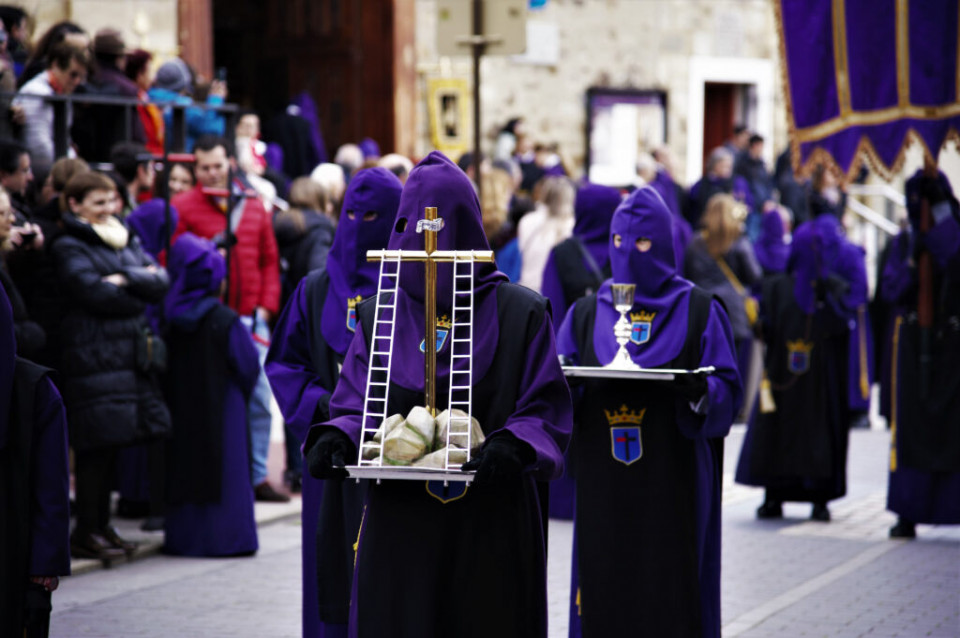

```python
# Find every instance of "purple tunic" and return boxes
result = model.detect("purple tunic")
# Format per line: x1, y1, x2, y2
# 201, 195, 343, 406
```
650, 169, 694, 268
312, 152, 572, 638
321, 168, 403, 355
539, 183, 620, 519
556, 187, 741, 638
163, 235, 260, 556
267, 168, 400, 638
884, 170, 960, 524
127, 199, 180, 261
541, 183, 621, 334
754, 210, 789, 275
1, 286, 71, 637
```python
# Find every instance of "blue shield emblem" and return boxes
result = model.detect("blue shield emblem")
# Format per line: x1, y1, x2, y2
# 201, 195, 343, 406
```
419, 327, 450, 353
630, 321, 652, 345
786, 340, 813, 374
610, 427, 642, 465
788, 351, 808, 374
346, 307, 357, 332
426, 480, 468, 504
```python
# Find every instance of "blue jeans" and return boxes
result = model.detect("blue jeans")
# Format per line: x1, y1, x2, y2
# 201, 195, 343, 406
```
241, 314, 274, 486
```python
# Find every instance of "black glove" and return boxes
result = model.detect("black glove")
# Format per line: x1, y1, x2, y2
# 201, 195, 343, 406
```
313, 393, 332, 424
823, 273, 851, 300
672, 371, 708, 403
461, 434, 534, 487
306, 430, 354, 480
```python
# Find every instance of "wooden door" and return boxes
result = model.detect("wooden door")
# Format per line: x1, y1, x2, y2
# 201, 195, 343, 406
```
702, 82, 736, 171
209, 0, 415, 158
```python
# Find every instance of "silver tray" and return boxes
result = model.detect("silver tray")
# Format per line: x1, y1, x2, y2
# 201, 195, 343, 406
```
346, 465, 475, 484
562, 365, 716, 381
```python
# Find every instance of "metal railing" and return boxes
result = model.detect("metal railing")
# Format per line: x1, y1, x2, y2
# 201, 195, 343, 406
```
1, 90, 239, 155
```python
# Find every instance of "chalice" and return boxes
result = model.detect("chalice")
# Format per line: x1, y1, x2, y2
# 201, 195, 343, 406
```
607, 283, 641, 370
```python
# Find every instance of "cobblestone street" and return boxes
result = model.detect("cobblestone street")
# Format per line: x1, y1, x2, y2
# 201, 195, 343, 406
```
50, 428, 960, 638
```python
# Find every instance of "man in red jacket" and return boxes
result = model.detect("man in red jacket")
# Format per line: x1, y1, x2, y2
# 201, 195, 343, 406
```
172, 135, 288, 502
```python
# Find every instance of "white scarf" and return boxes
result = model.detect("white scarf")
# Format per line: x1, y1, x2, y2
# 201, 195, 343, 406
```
84, 215, 129, 250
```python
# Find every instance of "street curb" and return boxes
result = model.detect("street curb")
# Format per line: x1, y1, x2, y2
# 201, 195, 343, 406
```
69, 497, 303, 577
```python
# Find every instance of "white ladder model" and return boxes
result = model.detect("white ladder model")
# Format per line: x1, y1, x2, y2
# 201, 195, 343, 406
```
357, 251, 401, 466
444, 252, 476, 468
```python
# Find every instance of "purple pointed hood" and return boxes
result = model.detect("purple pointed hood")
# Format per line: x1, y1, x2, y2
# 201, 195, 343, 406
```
165, 233, 226, 328
359, 138, 381, 160
593, 186, 695, 367
788, 215, 844, 313
128, 198, 179, 259
380, 151, 508, 391
573, 183, 622, 269
906, 169, 959, 228
649, 169, 681, 217
755, 210, 789, 274
0, 285, 14, 450
322, 167, 403, 354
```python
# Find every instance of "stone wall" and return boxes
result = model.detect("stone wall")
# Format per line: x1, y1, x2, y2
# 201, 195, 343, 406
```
415, 0, 787, 185
11, 0, 180, 63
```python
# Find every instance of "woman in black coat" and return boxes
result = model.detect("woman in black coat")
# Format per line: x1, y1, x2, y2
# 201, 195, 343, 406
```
51, 171, 171, 561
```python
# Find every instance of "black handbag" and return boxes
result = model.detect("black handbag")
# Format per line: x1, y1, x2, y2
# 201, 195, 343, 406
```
136, 327, 167, 374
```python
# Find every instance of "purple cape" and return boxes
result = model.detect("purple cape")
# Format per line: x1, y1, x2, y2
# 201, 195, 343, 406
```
383, 151, 508, 390
755, 210, 789, 274
591, 186, 695, 368
0, 286, 14, 450
291, 91, 328, 164
128, 198, 180, 260
165, 233, 225, 327
321, 167, 403, 355
573, 182, 622, 269
789, 215, 866, 315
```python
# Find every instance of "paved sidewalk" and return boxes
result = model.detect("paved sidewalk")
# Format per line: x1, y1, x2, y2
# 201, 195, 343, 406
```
50, 428, 960, 638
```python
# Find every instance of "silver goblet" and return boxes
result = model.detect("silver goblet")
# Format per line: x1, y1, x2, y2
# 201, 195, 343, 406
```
606, 283, 641, 370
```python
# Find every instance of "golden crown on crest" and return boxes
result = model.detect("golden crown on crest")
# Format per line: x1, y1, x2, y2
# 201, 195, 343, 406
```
786, 339, 814, 354
604, 405, 647, 426
347, 295, 364, 309
630, 310, 656, 323
437, 315, 453, 330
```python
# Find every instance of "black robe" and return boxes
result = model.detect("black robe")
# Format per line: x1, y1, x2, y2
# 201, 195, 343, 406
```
342, 283, 562, 638
568, 288, 723, 638
165, 304, 236, 505
304, 273, 367, 625
735, 274, 851, 502
0, 360, 69, 638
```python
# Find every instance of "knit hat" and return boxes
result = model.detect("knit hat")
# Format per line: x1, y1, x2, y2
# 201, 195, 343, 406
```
153, 57, 193, 95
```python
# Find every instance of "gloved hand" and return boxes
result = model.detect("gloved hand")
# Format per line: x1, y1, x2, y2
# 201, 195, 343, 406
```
823, 273, 851, 300
313, 393, 332, 423
672, 371, 708, 403
306, 430, 354, 480
461, 434, 533, 487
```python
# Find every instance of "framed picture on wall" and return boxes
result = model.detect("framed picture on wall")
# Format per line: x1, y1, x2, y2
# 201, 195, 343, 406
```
585, 88, 667, 187
428, 78, 470, 157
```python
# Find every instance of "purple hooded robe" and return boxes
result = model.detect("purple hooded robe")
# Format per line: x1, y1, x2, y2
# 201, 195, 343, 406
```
305, 151, 573, 638
540, 183, 621, 332
735, 214, 868, 507
0, 284, 71, 637
266, 167, 402, 638
556, 186, 742, 638
162, 234, 260, 557
882, 170, 960, 525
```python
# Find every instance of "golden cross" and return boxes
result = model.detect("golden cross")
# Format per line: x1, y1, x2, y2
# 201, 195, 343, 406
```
367, 206, 494, 416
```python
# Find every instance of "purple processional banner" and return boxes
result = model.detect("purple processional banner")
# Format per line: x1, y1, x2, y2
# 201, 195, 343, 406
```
776, 0, 960, 179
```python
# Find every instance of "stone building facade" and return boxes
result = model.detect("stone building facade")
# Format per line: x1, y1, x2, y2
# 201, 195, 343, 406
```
415, 0, 788, 185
